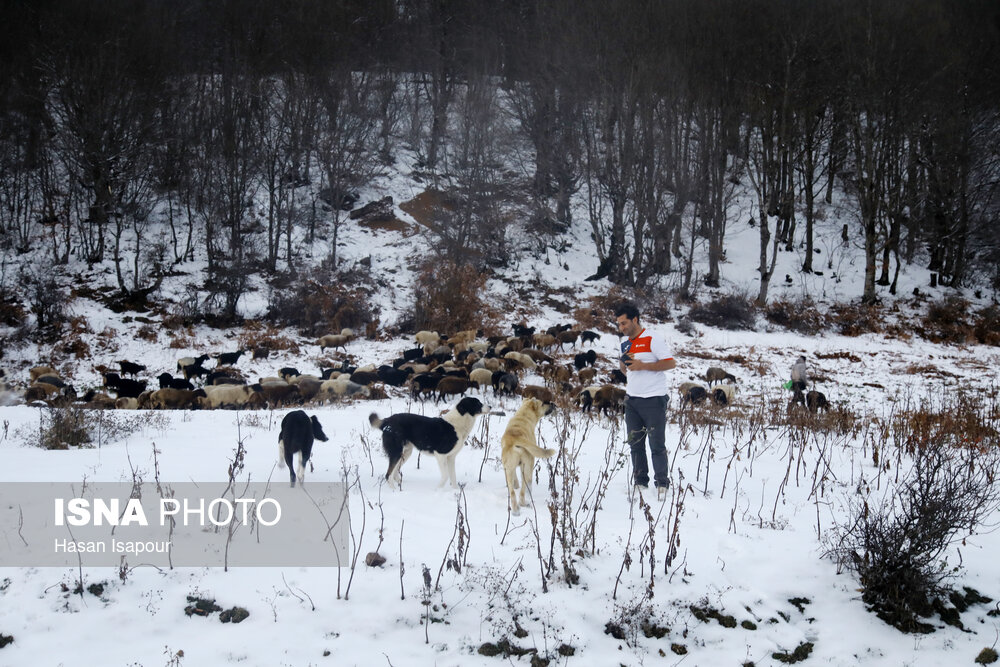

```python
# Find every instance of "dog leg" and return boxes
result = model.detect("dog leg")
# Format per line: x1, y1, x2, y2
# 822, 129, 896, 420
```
434, 454, 450, 488
520, 457, 533, 507
278, 440, 286, 468
504, 463, 521, 514
296, 452, 307, 486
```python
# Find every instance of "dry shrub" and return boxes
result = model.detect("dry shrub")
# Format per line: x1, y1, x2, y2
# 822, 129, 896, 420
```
36, 406, 93, 450
0, 297, 26, 326
586, 285, 674, 330
973, 305, 1000, 346
237, 321, 301, 356
167, 329, 196, 350
826, 302, 884, 336
412, 259, 496, 333
267, 267, 378, 338
919, 295, 973, 344
892, 392, 1000, 451
687, 293, 757, 330
136, 324, 159, 343
765, 298, 825, 335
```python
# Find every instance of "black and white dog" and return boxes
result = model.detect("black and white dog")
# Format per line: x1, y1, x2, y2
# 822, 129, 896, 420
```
278, 410, 329, 487
369, 397, 488, 489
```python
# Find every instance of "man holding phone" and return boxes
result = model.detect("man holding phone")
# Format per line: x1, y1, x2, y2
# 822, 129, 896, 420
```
614, 302, 676, 501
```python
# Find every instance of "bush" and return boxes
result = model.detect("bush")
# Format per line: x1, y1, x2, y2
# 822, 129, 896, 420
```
28, 407, 160, 450
412, 259, 495, 333
919, 295, 973, 344
36, 407, 94, 450
266, 266, 379, 338
765, 298, 825, 335
828, 435, 1000, 632
973, 305, 1000, 346
826, 302, 884, 336
20, 270, 70, 341
687, 294, 757, 330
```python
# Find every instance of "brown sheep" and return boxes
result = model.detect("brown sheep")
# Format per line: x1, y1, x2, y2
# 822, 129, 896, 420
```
578, 367, 598, 385
149, 388, 206, 410
557, 330, 580, 348
521, 385, 554, 404
532, 333, 557, 349
593, 385, 626, 415
29, 366, 58, 382
520, 348, 554, 364
258, 383, 300, 407
437, 376, 474, 402
705, 366, 737, 386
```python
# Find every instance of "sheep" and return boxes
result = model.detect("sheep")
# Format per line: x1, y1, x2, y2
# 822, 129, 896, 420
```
679, 383, 709, 408
557, 330, 580, 348
252, 346, 271, 360
437, 376, 475, 402
215, 350, 246, 366
580, 330, 601, 345
542, 363, 574, 384
546, 324, 571, 336
521, 348, 553, 364
29, 366, 57, 382
593, 385, 626, 415
119, 360, 146, 376
35, 374, 68, 389
578, 367, 598, 385
415, 330, 441, 347
705, 367, 737, 386
503, 351, 536, 371
527, 333, 550, 349
521, 385, 554, 404
278, 410, 329, 487
199, 384, 259, 409
207, 370, 246, 386
712, 383, 737, 406
115, 397, 139, 410
177, 354, 210, 373
409, 373, 440, 399
450, 329, 478, 344
317, 334, 350, 352
493, 371, 519, 397
469, 341, 489, 354
25, 382, 62, 402
503, 337, 525, 352
257, 383, 300, 407
295, 376, 323, 403
259, 376, 289, 386
149, 388, 206, 410
573, 349, 597, 370
287, 373, 321, 386
482, 357, 502, 372
82, 390, 117, 410
318, 376, 370, 401
340, 327, 355, 338
609, 369, 627, 384
469, 368, 495, 391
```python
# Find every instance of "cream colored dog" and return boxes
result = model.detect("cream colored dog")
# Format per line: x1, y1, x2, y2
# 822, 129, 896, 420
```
501, 398, 556, 514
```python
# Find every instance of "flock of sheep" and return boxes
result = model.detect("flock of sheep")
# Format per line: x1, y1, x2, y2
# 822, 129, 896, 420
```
6, 321, 776, 419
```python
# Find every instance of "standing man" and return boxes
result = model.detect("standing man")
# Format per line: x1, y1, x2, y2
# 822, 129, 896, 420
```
614, 302, 676, 501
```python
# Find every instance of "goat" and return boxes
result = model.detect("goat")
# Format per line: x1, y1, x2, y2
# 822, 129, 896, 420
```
557, 330, 580, 348
278, 411, 329, 487
279, 367, 301, 381
119, 360, 146, 376
377, 365, 413, 387
593, 385, 626, 415
177, 354, 210, 373
806, 390, 829, 413
215, 350, 246, 366
578, 367, 597, 385
182, 362, 211, 381
580, 330, 601, 345
513, 323, 535, 338
113, 378, 148, 399
574, 349, 597, 370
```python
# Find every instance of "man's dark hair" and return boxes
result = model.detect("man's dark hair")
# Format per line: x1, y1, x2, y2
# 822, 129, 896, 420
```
614, 301, 640, 321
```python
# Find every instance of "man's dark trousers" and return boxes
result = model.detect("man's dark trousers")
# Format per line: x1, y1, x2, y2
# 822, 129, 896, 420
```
625, 395, 669, 488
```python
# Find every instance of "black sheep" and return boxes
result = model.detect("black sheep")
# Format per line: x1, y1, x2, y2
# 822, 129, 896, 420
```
377, 365, 413, 387
114, 378, 148, 399
278, 410, 329, 487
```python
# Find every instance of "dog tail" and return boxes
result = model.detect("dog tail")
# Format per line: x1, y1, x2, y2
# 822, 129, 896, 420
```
368, 413, 383, 430
518, 442, 556, 459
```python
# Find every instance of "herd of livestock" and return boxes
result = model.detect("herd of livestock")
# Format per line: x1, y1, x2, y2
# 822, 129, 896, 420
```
6, 322, 764, 414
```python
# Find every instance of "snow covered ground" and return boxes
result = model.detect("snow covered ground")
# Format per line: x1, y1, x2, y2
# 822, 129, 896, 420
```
1, 145, 999, 666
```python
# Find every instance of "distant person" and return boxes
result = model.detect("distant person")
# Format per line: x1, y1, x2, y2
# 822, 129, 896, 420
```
790, 356, 808, 392
614, 302, 676, 501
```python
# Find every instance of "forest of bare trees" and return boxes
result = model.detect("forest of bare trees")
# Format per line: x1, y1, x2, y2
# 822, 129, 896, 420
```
1, 0, 997, 314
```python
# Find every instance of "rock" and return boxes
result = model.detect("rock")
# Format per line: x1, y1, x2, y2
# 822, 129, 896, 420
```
349, 196, 394, 222
365, 552, 386, 567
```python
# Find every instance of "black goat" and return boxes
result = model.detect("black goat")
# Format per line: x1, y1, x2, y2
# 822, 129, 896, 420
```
377, 365, 413, 387
113, 378, 148, 399
120, 360, 146, 376
573, 349, 598, 370
216, 350, 246, 366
